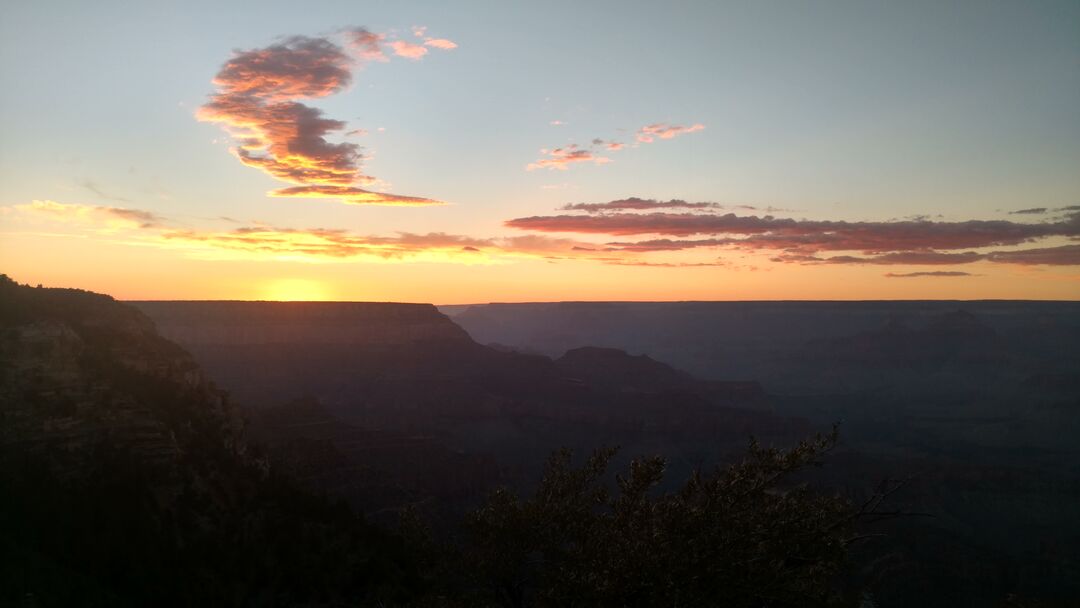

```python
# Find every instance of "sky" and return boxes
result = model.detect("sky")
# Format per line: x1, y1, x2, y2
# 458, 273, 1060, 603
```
1, 0, 1079, 303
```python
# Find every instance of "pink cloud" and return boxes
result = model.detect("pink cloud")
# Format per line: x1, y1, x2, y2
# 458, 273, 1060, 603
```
424, 38, 458, 50
885, 271, 975, 278
526, 145, 612, 171
562, 198, 723, 213
269, 185, 443, 206
345, 27, 387, 62
635, 122, 706, 143
389, 40, 429, 60
506, 205, 1080, 251
197, 31, 446, 206
527, 121, 701, 172
504, 198, 1080, 267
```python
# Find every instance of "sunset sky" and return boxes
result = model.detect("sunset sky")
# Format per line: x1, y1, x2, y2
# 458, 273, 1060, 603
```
2, 0, 1079, 302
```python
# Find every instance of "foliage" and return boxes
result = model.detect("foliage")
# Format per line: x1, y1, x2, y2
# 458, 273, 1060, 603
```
438, 428, 861, 607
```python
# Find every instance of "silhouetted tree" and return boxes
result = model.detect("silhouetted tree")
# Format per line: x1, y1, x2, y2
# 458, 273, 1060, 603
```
459, 428, 865, 608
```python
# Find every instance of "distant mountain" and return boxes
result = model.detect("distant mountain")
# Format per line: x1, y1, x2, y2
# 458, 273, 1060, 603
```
804, 309, 1010, 369
132, 300, 788, 429
555, 346, 695, 392
447, 300, 1080, 395
132, 301, 803, 495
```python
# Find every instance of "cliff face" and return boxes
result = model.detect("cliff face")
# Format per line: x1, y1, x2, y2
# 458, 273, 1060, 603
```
132, 300, 506, 411
0, 277, 424, 605
134, 300, 473, 347
1, 279, 240, 479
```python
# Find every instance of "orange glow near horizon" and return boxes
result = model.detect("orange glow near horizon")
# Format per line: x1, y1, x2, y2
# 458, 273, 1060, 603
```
2, 229, 1079, 304
260, 278, 335, 302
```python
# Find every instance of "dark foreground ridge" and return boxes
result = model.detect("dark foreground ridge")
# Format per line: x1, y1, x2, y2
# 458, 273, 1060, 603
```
2, 279, 1078, 606
0, 277, 876, 606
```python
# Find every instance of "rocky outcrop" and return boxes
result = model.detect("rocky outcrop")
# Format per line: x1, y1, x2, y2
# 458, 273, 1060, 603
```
0, 276, 426, 606
0, 276, 241, 480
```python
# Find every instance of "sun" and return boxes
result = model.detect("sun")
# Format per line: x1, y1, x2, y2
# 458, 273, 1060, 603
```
261, 279, 334, 302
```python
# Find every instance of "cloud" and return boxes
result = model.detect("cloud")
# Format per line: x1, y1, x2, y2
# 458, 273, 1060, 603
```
208, 36, 353, 100
197, 31, 446, 206
407, 25, 458, 50
771, 251, 986, 265
635, 122, 705, 143
600, 260, 728, 268
591, 138, 624, 151
158, 226, 599, 263
885, 271, 975, 278
78, 178, 130, 203
268, 185, 443, 206
7, 201, 600, 264
506, 204, 1080, 252
345, 27, 387, 61
526, 145, 612, 171
604, 238, 730, 252
986, 244, 1080, 266
12, 200, 164, 231
389, 39, 428, 60
505, 199, 1080, 267
424, 38, 458, 50
771, 245, 1080, 267
1010, 207, 1048, 215
562, 197, 723, 213
528, 120, 702, 172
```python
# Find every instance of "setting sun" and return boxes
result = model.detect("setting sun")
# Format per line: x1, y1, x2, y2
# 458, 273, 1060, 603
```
261, 279, 334, 302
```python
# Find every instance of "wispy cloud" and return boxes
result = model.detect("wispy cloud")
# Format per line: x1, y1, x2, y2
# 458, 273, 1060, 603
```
19, 199, 1076, 272
389, 39, 428, 60
526, 144, 612, 171
885, 271, 975, 278
197, 29, 454, 206
6, 200, 603, 264
528, 121, 704, 171
1008, 205, 1080, 215
345, 28, 387, 62
987, 244, 1080, 266
268, 185, 442, 206
160, 226, 596, 263
505, 198, 1080, 268
635, 122, 705, 143
424, 38, 458, 50
78, 178, 130, 203
409, 24, 457, 49
13, 200, 163, 230
562, 197, 723, 213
